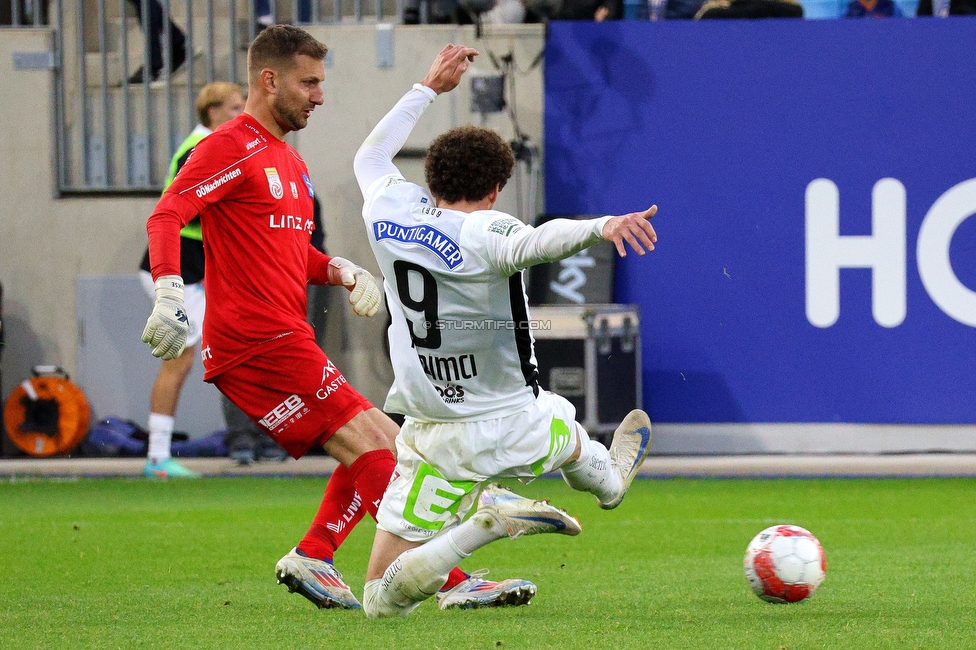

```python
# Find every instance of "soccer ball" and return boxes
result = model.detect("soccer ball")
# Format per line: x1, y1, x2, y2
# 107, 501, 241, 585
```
743, 525, 826, 603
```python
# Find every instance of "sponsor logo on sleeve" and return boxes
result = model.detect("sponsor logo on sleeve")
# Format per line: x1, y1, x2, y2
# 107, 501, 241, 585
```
265, 167, 284, 199
373, 220, 463, 269
487, 217, 525, 237
302, 173, 314, 197
194, 168, 242, 198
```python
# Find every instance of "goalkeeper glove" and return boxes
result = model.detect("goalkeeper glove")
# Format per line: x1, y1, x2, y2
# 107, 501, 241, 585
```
328, 257, 381, 317
141, 275, 189, 360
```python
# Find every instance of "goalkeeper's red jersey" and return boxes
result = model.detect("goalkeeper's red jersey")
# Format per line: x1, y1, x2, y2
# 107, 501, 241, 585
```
146, 112, 331, 380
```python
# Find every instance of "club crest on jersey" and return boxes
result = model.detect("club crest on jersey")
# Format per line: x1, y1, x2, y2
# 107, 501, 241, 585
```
265, 167, 284, 199
290, 181, 299, 199
302, 174, 314, 197
373, 220, 463, 270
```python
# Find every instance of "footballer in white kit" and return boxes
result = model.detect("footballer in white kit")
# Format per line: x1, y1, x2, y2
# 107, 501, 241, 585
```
356, 45, 658, 619
368, 182, 541, 424
358, 97, 609, 541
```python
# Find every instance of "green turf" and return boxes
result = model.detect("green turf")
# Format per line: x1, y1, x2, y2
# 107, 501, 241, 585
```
1, 476, 974, 649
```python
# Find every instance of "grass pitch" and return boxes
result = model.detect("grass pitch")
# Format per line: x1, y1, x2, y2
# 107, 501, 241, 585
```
1, 476, 975, 649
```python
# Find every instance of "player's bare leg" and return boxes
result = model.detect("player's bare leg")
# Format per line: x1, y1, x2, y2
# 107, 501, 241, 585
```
145, 345, 200, 479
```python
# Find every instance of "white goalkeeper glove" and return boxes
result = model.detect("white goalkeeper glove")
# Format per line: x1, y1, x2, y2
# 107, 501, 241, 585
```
141, 275, 189, 360
328, 257, 381, 317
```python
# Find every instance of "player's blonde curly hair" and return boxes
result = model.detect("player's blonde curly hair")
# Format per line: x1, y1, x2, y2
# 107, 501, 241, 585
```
425, 126, 515, 204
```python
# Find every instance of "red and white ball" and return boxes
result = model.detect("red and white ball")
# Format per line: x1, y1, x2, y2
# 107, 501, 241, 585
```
743, 525, 826, 603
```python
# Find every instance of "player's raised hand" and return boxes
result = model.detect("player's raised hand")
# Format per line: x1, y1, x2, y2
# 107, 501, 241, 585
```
602, 206, 658, 257
141, 275, 189, 360
420, 44, 479, 95
328, 257, 381, 317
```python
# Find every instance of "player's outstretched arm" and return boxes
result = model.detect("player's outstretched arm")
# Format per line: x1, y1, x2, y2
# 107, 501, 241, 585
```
601, 206, 658, 257
487, 206, 657, 276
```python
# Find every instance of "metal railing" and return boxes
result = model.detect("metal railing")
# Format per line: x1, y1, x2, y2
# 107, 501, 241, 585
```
52, 0, 398, 193
0, 0, 49, 26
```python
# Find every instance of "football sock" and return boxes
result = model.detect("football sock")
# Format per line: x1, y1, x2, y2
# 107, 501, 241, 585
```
446, 512, 508, 555
347, 448, 396, 518
364, 511, 510, 618
147, 412, 174, 463
364, 575, 424, 619
364, 544, 459, 618
297, 463, 359, 561
560, 428, 622, 504
298, 449, 395, 561
293, 547, 332, 564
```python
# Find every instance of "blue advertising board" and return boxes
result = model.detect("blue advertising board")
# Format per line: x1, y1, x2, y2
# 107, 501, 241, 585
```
545, 19, 976, 423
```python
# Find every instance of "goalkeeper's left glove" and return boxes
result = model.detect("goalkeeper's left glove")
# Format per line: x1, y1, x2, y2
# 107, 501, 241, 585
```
327, 257, 381, 317
141, 275, 189, 360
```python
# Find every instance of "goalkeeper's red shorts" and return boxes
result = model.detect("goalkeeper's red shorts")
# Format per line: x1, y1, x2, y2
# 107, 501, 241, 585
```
211, 336, 374, 459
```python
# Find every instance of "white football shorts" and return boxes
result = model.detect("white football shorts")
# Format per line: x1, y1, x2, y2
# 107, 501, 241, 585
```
139, 270, 205, 348
376, 390, 583, 542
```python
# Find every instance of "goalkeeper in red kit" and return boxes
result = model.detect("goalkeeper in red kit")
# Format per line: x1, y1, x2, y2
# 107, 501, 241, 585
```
141, 24, 534, 611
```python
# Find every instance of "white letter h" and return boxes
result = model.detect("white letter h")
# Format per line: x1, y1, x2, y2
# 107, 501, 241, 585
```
805, 178, 906, 328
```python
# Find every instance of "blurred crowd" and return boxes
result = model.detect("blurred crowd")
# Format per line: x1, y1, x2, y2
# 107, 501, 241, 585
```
400, 0, 976, 23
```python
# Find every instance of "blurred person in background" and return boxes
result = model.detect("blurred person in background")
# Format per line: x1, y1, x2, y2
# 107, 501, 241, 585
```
844, 0, 903, 16
140, 81, 246, 479
915, 0, 976, 14
127, 0, 188, 83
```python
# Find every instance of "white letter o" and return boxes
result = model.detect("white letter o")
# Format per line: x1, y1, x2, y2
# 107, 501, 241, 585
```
917, 178, 976, 327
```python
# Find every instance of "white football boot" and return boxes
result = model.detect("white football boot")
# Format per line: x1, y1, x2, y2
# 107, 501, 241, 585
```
599, 409, 652, 510
475, 483, 581, 539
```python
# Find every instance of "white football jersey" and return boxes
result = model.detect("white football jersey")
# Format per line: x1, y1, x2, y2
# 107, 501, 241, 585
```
362, 174, 540, 421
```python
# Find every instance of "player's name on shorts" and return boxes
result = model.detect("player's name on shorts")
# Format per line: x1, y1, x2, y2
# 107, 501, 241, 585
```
420, 319, 551, 331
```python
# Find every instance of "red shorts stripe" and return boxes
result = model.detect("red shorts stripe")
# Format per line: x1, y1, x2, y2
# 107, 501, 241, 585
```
211, 336, 373, 459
